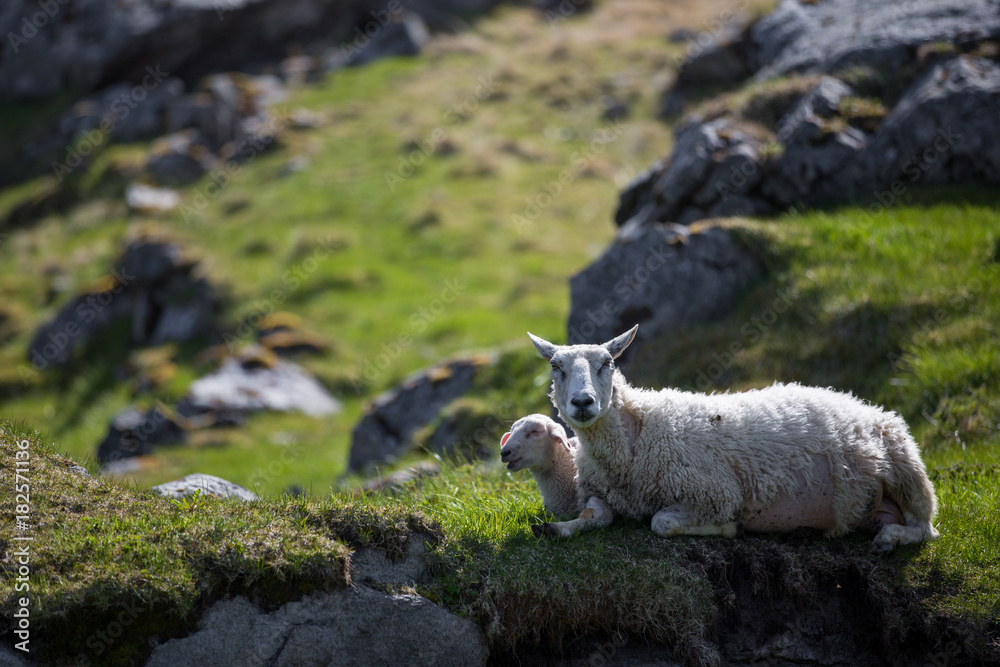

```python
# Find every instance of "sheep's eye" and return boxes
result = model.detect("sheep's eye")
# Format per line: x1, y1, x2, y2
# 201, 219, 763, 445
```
599, 359, 612, 372
551, 363, 562, 374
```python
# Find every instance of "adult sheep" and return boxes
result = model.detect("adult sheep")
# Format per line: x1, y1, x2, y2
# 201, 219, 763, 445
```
500, 414, 581, 519
527, 325, 940, 553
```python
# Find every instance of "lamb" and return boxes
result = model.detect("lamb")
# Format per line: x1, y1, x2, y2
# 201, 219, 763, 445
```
500, 414, 581, 519
526, 325, 940, 553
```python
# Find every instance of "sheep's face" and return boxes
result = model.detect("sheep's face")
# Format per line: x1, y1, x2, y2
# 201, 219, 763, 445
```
499, 414, 568, 472
527, 326, 637, 429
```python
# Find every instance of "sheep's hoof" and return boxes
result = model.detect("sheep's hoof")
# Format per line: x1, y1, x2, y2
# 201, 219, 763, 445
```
870, 539, 897, 555
531, 523, 559, 539
734, 522, 746, 539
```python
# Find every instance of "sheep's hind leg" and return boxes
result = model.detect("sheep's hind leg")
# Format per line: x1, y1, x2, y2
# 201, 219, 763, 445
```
651, 504, 739, 539
870, 508, 940, 554
533, 497, 613, 539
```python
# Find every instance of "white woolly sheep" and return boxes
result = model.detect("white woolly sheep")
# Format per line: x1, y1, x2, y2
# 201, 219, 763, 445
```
500, 414, 581, 519
526, 325, 940, 553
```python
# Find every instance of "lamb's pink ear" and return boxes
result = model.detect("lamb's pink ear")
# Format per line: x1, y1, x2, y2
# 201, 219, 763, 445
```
500, 432, 511, 447
548, 423, 572, 452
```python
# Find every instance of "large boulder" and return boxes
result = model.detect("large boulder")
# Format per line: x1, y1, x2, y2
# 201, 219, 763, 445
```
183, 347, 341, 418
748, 0, 1000, 81
144, 588, 488, 667
349, 356, 491, 471
567, 223, 762, 366
618, 56, 1000, 228
26, 235, 219, 371
151, 473, 259, 501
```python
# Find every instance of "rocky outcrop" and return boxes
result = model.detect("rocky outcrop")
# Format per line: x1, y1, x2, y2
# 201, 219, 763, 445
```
748, 0, 1000, 81
620, 56, 1000, 229
0, 0, 506, 103
144, 587, 488, 667
151, 473, 259, 501
567, 223, 762, 365
97, 404, 185, 466
349, 356, 492, 471
27, 235, 218, 370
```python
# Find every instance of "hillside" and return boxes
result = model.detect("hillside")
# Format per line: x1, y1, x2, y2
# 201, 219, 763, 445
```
1, 0, 999, 664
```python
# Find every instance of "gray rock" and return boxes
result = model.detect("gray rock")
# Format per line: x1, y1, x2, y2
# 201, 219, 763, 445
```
0, 646, 28, 667
567, 224, 762, 365
748, 0, 1000, 81
146, 130, 215, 186
28, 235, 218, 371
344, 13, 430, 67
97, 405, 185, 465
359, 461, 441, 495
350, 533, 430, 586
838, 56, 1000, 193
775, 76, 852, 145
185, 353, 341, 417
125, 182, 181, 213
0, 0, 507, 103
145, 588, 488, 667
349, 356, 491, 471
151, 473, 259, 501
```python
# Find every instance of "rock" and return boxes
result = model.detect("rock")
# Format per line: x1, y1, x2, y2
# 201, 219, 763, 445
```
837, 56, 1000, 193
146, 130, 215, 186
27, 235, 218, 371
0, 646, 29, 667
350, 533, 431, 586
97, 404, 185, 465
145, 588, 488, 667
422, 401, 503, 460
359, 461, 441, 495
675, 14, 753, 88
344, 13, 431, 67
184, 347, 341, 417
748, 0, 1000, 81
567, 223, 762, 366
614, 118, 767, 229
151, 473, 258, 501
125, 183, 181, 213
348, 356, 492, 471
0, 0, 508, 103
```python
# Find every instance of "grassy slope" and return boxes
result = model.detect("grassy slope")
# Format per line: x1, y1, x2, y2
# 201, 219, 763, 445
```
1, 0, 999, 663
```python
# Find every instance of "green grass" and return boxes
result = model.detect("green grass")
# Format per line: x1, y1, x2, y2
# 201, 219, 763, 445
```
1, 1, 999, 662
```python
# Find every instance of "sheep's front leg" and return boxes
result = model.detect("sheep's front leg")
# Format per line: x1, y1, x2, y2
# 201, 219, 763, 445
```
532, 496, 613, 539
651, 504, 739, 538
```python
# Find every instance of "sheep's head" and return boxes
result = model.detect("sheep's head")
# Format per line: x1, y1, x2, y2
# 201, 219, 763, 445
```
499, 414, 571, 472
526, 326, 637, 428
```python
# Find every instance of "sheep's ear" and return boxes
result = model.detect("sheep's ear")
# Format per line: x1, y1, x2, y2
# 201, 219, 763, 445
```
604, 325, 638, 359
547, 423, 572, 452
500, 432, 511, 447
527, 332, 558, 361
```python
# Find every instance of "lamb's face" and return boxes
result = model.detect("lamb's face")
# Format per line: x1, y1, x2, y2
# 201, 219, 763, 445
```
527, 326, 638, 429
499, 414, 568, 471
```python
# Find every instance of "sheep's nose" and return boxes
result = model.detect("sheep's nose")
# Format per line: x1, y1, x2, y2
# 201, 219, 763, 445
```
571, 395, 595, 408
500, 448, 511, 461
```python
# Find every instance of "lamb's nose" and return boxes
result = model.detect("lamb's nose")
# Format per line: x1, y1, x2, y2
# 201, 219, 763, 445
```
571, 395, 595, 408
500, 448, 511, 461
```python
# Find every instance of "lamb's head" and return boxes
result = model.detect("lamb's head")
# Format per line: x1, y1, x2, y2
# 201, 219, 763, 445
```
499, 414, 570, 472
527, 326, 637, 428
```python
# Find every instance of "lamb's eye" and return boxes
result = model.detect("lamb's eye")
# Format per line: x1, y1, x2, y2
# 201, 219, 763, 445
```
551, 363, 562, 374
599, 359, 612, 372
